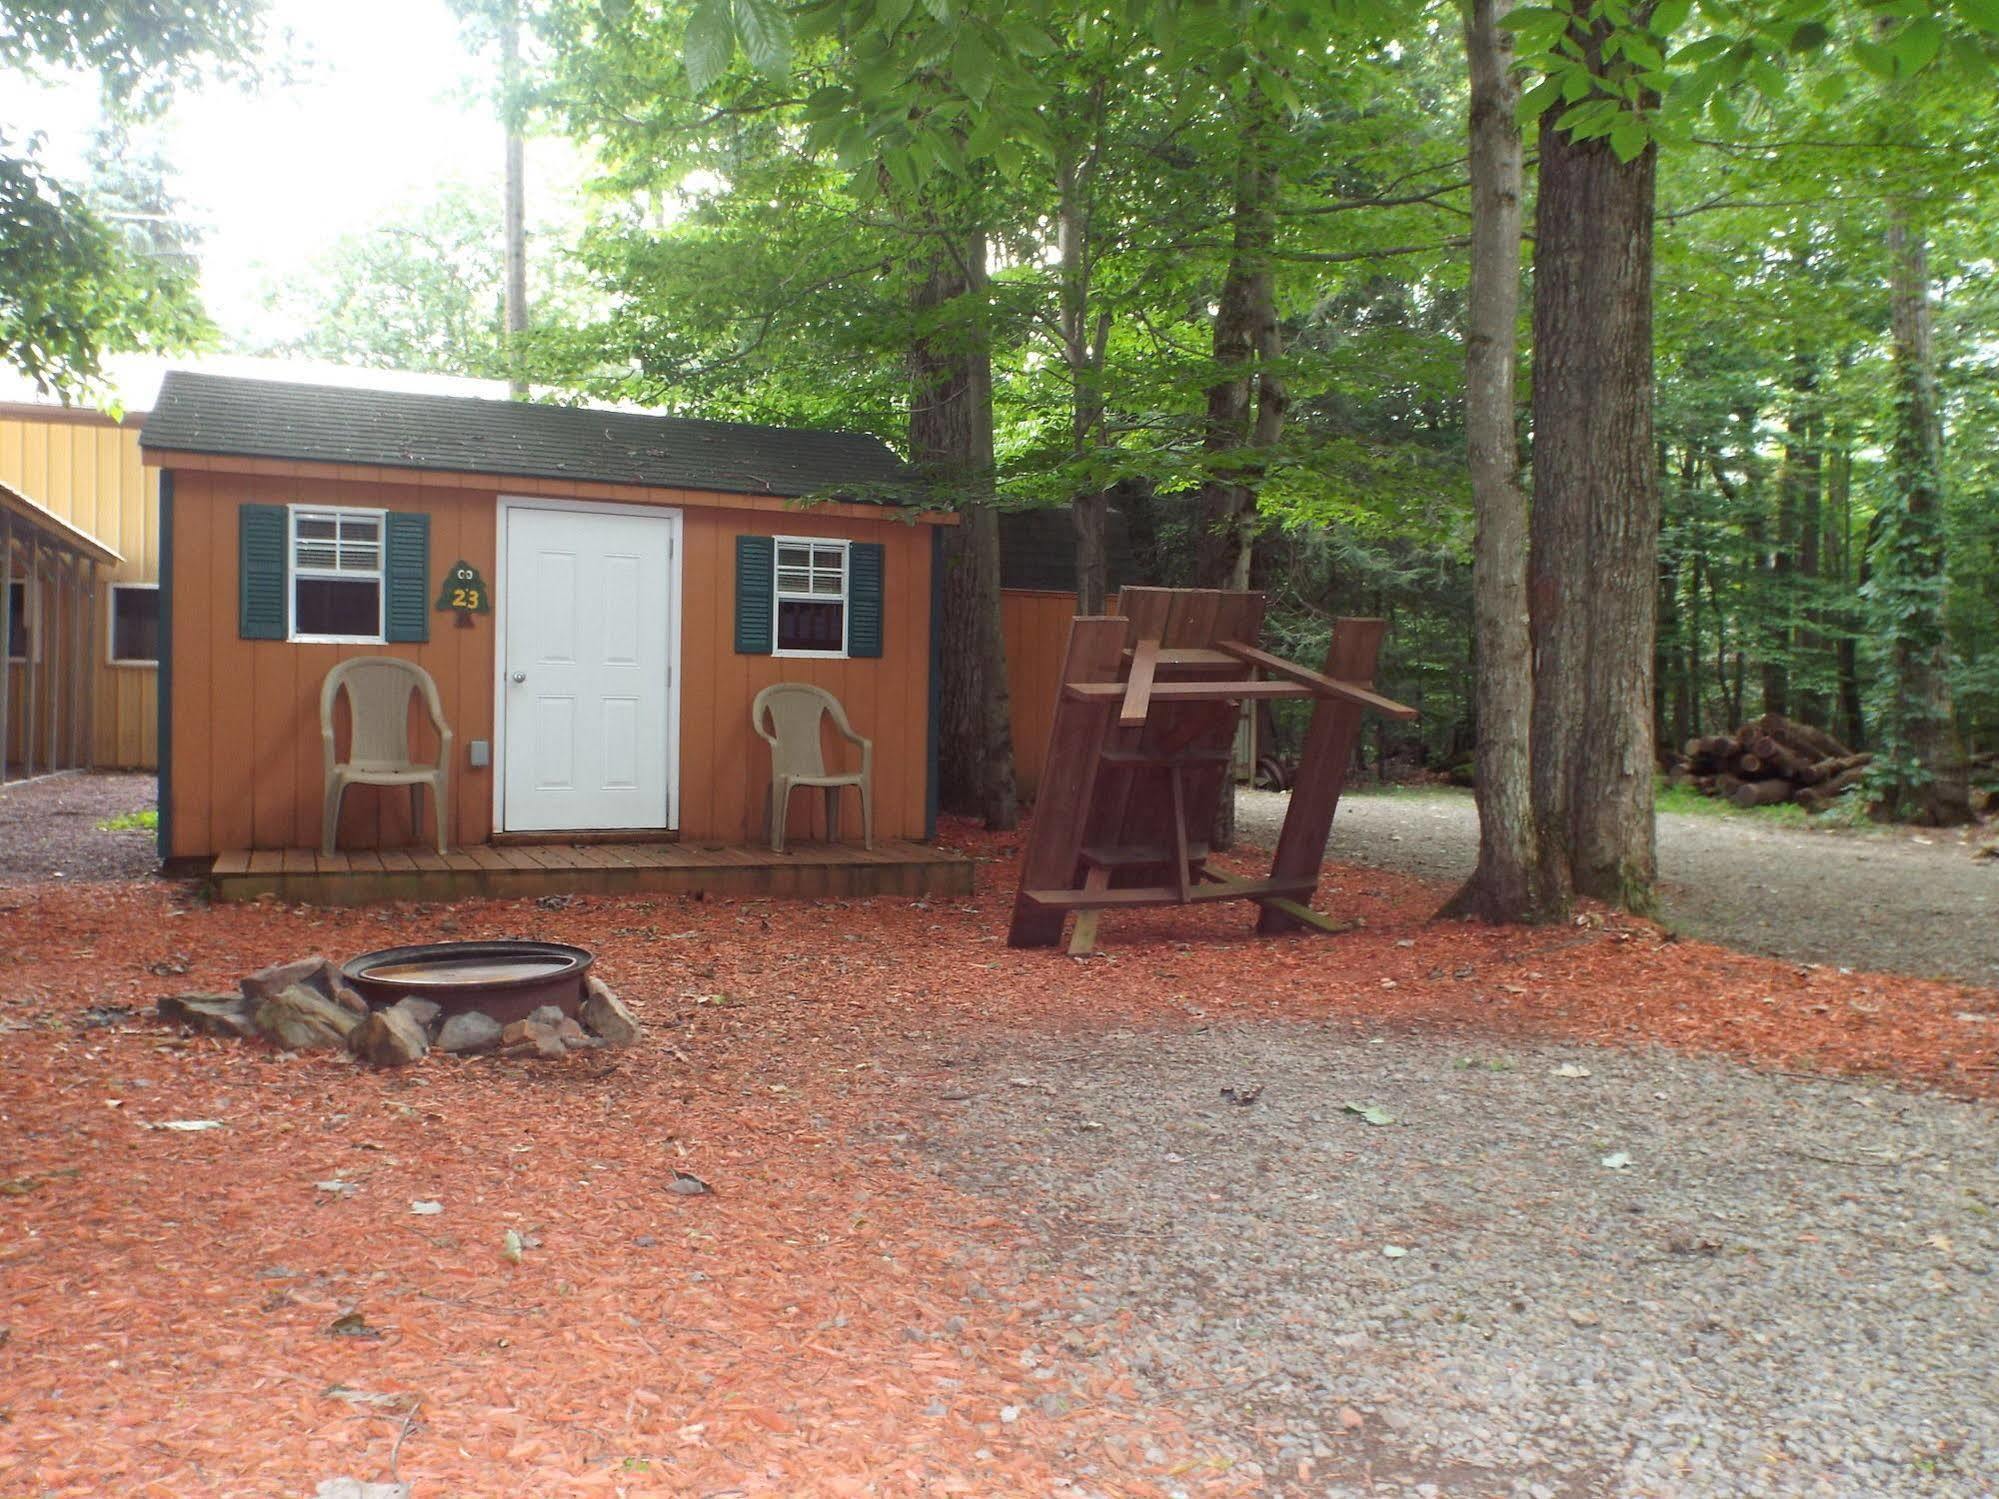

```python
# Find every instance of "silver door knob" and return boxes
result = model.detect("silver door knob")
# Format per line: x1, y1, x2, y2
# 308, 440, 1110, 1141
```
510, 671, 526, 683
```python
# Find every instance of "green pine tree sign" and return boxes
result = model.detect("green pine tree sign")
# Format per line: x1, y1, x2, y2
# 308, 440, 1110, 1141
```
435, 560, 492, 619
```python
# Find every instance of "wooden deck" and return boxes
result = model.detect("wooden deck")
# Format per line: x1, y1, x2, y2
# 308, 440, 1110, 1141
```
206, 839, 974, 906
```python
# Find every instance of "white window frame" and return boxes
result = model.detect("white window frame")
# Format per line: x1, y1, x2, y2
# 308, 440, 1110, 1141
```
771, 535, 851, 659
106, 581, 161, 668
287, 504, 387, 645
6, 576, 36, 663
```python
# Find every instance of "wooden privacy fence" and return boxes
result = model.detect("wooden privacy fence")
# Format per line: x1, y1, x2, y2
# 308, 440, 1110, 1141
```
1007, 588, 1415, 954
2, 481, 117, 784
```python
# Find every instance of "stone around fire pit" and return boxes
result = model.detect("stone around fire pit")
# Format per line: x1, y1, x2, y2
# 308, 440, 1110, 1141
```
240, 955, 338, 1007
436, 1011, 503, 1055
255, 984, 361, 1051
391, 996, 442, 1031
350, 1005, 431, 1068
500, 1016, 570, 1060
167, 958, 642, 1067
157, 993, 260, 1041
582, 977, 640, 1047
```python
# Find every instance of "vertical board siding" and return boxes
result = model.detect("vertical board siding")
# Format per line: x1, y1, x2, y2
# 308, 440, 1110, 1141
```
0, 409, 159, 768
1000, 588, 1086, 801
167, 472, 936, 858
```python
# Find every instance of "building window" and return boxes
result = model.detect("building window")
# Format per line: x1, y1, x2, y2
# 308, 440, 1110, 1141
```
290, 506, 384, 642
773, 538, 848, 656
108, 583, 160, 666
6, 578, 32, 662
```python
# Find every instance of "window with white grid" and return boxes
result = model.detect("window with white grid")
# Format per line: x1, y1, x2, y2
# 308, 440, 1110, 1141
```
773, 537, 848, 656
290, 506, 385, 642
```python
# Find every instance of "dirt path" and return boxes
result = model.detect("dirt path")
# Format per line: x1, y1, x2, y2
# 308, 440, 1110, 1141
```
929, 1022, 1999, 1497
0, 771, 158, 884
1239, 786, 1999, 988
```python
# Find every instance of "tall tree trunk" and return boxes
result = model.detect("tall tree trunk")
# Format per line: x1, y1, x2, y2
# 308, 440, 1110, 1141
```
1443, 0, 1552, 923
1057, 137, 1113, 613
1687, 519, 1705, 738
1193, 88, 1280, 591
1879, 203, 1970, 824
1829, 439, 1867, 749
501, 0, 529, 400
1191, 89, 1284, 849
1764, 443, 1793, 719
913, 236, 1018, 829
1784, 354, 1825, 726
1528, 13, 1660, 913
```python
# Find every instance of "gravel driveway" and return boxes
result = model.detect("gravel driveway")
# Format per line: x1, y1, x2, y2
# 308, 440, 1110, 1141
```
928, 1022, 1999, 1497
1238, 788, 1999, 989
0, 771, 158, 883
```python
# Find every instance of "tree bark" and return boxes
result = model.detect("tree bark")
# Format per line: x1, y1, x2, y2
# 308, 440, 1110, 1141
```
1056, 96, 1113, 614
1528, 12, 1661, 913
1191, 88, 1284, 849
913, 235, 1018, 828
1784, 352, 1825, 726
1879, 203, 1970, 824
1829, 440, 1867, 750
1442, 0, 1553, 923
1763, 441, 1793, 719
1193, 88, 1281, 592
501, 0, 529, 400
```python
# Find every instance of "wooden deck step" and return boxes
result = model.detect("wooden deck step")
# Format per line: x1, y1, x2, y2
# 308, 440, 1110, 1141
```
206, 838, 973, 906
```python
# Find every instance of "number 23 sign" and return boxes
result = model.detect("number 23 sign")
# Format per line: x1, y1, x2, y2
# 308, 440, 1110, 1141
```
435, 561, 492, 619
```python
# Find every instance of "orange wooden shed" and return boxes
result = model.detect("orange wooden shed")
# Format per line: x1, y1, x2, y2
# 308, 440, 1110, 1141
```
140, 373, 958, 891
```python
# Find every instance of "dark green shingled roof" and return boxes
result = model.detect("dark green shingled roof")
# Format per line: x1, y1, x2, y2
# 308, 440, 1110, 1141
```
140, 371, 910, 500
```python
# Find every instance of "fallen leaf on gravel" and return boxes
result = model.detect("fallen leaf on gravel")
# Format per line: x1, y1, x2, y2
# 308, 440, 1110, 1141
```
143, 1119, 223, 1132
313, 1478, 410, 1499
323, 1385, 410, 1408
1927, 1233, 1955, 1254
1551, 1063, 1593, 1078
1344, 1102, 1396, 1126
1601, 1151, 1632, 1170
409, 1199, 443, 1215
665, 1170, 713, 1196
501, 1229, 525, 1264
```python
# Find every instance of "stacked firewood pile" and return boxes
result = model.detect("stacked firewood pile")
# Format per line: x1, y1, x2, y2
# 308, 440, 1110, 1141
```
1675, 714, 1873, 812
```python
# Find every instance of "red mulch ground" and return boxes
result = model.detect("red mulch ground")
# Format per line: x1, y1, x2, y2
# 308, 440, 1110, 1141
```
2, 820, 1994, 1496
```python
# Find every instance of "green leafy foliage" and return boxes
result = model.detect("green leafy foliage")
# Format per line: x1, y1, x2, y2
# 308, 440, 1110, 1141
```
253, 183, 591, 378
483, 0, 1999, 795
0, 0, 270, 393
0, 134, 209, 394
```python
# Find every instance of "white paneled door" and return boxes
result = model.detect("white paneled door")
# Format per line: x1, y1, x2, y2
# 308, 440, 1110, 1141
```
502, 504, 676, 831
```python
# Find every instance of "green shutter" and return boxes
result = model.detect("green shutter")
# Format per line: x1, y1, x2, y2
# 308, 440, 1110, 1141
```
384, 511, 430, 643
848, 541, 884, 659
735, 535, 774, 653
238, 503, 287, 640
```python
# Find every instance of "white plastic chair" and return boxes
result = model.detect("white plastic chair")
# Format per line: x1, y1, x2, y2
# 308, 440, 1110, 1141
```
321, 657, 453, 856
751, 683, 873, 854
